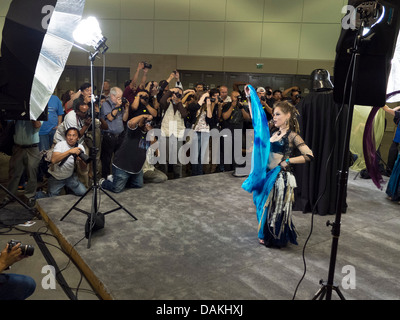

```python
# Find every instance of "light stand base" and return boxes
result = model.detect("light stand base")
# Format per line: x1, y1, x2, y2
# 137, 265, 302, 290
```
312, 280, 346, 300
60, 182, 137, 249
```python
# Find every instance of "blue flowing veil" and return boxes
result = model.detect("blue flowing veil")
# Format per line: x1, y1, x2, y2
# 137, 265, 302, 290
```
241, 85, 280, 239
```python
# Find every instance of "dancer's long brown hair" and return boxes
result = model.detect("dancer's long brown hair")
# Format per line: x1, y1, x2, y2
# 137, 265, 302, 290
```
270, 100, 300, 134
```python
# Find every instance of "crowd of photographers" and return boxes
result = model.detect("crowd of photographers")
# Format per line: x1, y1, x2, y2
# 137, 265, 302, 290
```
0, 61, 304, 299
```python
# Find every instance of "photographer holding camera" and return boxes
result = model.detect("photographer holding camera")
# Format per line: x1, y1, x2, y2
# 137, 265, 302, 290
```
100, 87, 129, 179
100, 114, 154, 193
53, 97, 94, 188
123, 62, 152, 104
159, 82, 187, 179
256, 87, 273, 120
222, 91, 251, 171
282, 86, 302, 106
188, 88, 220, 176
37, 127, 88, 198
130, 89, 158, 119
0, 241, 36, 300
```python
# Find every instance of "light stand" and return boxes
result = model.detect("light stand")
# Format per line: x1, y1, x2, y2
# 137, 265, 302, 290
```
312, 7, 375, 300
60, 38, 137, 249
0, 183, 39, 218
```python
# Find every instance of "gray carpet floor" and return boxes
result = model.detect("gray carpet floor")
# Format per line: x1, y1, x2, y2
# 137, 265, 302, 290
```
35, 170, 400, 300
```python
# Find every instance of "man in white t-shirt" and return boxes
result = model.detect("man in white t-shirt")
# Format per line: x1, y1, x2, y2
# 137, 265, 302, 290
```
53, 99, 92, 187
46, 127, 88, 197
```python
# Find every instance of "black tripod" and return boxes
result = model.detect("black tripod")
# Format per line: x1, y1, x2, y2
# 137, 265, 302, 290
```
60, 50, 137, 249
313, 11, 371, 301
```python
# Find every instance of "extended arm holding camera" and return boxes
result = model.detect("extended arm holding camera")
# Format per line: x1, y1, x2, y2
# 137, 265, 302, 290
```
51, 146, 87, 169
127, 114, 153, 130
282, 86, 300, 98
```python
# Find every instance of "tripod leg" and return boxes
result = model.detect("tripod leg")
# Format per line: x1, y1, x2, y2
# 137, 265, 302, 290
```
100, 187, 138, 220
60, 186, 92, 221
312, 286, 327, 300
333, 286, 346, 300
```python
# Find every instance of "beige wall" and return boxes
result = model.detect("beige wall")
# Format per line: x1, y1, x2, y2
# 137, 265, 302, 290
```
79, 0, 346, 60
1, 0, 347, 77
75, 0, 347, 77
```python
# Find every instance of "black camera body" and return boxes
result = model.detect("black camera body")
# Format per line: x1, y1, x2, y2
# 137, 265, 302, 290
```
140, 95, 150, 103
8, 240, 34, 256
142, 61, 152, 69
74, 143, 91, 163
173, 92, 182, 99
121, 97, 129, 105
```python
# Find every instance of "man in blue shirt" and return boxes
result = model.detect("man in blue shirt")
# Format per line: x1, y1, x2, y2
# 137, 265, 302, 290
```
100, 87, 129, 178
38, 95, 64, 152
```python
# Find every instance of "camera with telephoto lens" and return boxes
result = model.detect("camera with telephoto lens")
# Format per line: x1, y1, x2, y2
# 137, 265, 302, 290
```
74, 143, 91, 163
8, 240, 34, 256
142, 61, 152, 69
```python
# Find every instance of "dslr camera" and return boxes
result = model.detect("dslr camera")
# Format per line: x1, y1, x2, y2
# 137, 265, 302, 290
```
173, 92, 182, 99
121, 97, 129, 105
140, 95, 150, 103
206, 97, 216, 102
8, 240, 34, 256
142, 61, 152, 69
74, 143, 91, 163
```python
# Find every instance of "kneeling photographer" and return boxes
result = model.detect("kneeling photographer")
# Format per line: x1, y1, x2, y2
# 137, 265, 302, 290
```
100, 114, 154, 193
38, 127, 89, 198
0, 240, 36, 300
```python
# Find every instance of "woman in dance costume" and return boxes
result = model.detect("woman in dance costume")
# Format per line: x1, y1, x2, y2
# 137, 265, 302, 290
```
242, 85, 314, 248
